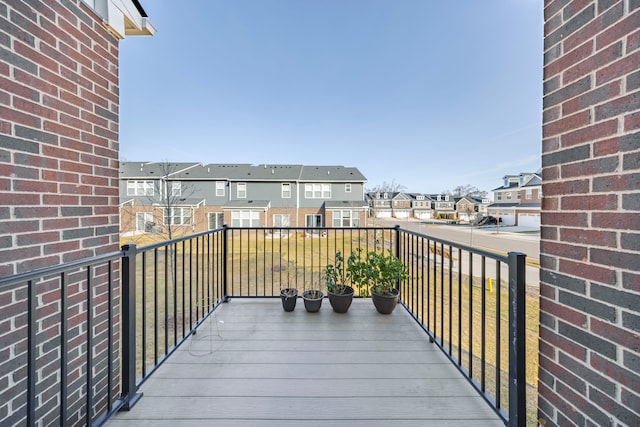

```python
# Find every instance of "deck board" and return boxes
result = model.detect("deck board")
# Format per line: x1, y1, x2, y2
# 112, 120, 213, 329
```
105, 299, 504, 427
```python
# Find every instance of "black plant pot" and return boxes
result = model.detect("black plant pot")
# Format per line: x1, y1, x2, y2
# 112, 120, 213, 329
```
280, 288, 298, 312
328, 286, 354, 313
371, 289, 399, 314
302, 290, 324, 313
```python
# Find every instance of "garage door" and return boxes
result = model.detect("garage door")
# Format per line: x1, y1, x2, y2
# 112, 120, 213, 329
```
518, 213, 540, 228
499, 214, 516, 226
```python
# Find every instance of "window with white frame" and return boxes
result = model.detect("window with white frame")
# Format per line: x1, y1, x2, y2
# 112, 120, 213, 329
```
237, 183, 246, 198
304, 183, 331, 199
332, 210, 359, 227
281, 183, 291, 198
507, 192, 512, 200
525, 188, 532, 199
127, 180, 154, 196
231, 210, 260, 227
497, 193, 502, 201
273, 214, 290, 227
216, 181, 225, 197
164, 207, 191, 226
136, 212, 153, 231
345, 183, 351, 193
208, 212, 224, 230
539, 188, 543, 198
170, 181, 181, 197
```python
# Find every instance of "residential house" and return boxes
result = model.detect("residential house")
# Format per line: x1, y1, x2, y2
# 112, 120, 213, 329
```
412, 194, 434, 220
488, 171, 541, 227
455, 196, 481, 222
431, 194, 456, 220
119, 162, 369, 235
367, 191, 393, 219
391, 192, 413, 219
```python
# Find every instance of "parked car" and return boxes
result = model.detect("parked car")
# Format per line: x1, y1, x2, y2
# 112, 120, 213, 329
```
472, 216, 501, 226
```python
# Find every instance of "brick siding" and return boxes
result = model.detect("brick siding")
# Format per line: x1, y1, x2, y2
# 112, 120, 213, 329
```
0, 1, 123, 425
540, 1, 640, 425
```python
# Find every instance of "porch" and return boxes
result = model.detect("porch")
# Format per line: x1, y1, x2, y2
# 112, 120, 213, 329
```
0, 225, 530, 426
105, 298, 503, 426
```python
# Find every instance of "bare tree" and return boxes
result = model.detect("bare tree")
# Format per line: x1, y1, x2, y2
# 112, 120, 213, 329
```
443, 184, 487, 199
120, 160, 199, 242
367, 179, 407, 193
154, 161, 199, 240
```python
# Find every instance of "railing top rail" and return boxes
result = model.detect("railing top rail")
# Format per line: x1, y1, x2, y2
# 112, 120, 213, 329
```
0, 249, 125, 290
224, 226, 398, 231
136, 227, 227, 253
399, 227, 509, 262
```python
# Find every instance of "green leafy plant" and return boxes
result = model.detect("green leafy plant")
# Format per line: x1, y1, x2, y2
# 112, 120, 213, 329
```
346, 248, 409, 296
323, 251, 349, 294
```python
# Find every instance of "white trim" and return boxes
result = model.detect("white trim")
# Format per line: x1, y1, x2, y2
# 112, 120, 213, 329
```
84, 0, 156, 39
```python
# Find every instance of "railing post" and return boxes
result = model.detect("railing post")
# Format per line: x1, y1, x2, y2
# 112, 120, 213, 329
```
508, 252, 526, 427
120, 244, 142, 410
394, 225, 401, 291
222, 224, 229, 301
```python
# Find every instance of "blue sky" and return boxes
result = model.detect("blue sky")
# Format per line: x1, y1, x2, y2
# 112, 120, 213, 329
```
119, 0, 543, 195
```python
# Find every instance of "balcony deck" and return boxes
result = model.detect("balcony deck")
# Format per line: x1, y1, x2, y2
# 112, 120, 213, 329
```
106, 298, 503, 427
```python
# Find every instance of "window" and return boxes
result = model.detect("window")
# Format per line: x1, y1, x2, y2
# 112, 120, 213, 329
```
332, 210, 359, 227
216, 181, 225, 197
305, 214, 322, 228
539, 188, 543, 198
127, 180, 154, 196
281, 183, 291, 198
517, 191, 521, 200
345, 183, 351, 193
208, 212, 224, 230
497, 193, 502, 201
237, 183, 246, 198
231, 211, 260, 227
136, 212, 153, 231
304, 183, 331, 199
164, 207, 191, 226
273, 214, 290, 227
170, 182, 181, 197
507, 192, 512, 200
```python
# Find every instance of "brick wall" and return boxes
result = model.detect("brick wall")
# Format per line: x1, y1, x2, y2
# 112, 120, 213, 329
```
0, 0, 121, 276
540, 1, 640, 426
0, 1, 128, 425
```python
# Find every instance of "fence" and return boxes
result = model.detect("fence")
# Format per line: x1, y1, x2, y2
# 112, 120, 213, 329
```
0, 225, 527, 426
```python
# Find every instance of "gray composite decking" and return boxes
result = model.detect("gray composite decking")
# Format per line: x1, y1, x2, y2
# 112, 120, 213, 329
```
105, 299, 504, 427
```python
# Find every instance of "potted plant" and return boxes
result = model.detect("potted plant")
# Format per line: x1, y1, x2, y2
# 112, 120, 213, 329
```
323, 251, 354, 313
280, 287, 298, 312
347, 249, 409, 315
302, 289, 324, 312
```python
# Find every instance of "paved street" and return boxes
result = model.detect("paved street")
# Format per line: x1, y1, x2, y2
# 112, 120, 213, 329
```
375, 219, 540, 261
375, 219, 541, 288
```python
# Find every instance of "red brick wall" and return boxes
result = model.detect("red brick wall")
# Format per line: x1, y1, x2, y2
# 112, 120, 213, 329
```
540, 1, 640, 425
0, 1, 123, 425
0, 0, 121, 276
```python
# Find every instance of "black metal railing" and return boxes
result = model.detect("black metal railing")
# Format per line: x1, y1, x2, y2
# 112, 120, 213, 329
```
0, 225, 529, 426
0, 251, 126, 427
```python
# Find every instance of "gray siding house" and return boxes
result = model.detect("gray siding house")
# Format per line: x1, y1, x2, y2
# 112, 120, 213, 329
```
119, 162, 368, 235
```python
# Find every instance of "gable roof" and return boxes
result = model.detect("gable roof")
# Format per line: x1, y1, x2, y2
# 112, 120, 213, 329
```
120, 162, 366, 182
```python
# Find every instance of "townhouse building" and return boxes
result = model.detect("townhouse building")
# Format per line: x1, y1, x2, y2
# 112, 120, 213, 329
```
366, 192, 489, 222
119, 162, 369, 235
488, 172, 542, 227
